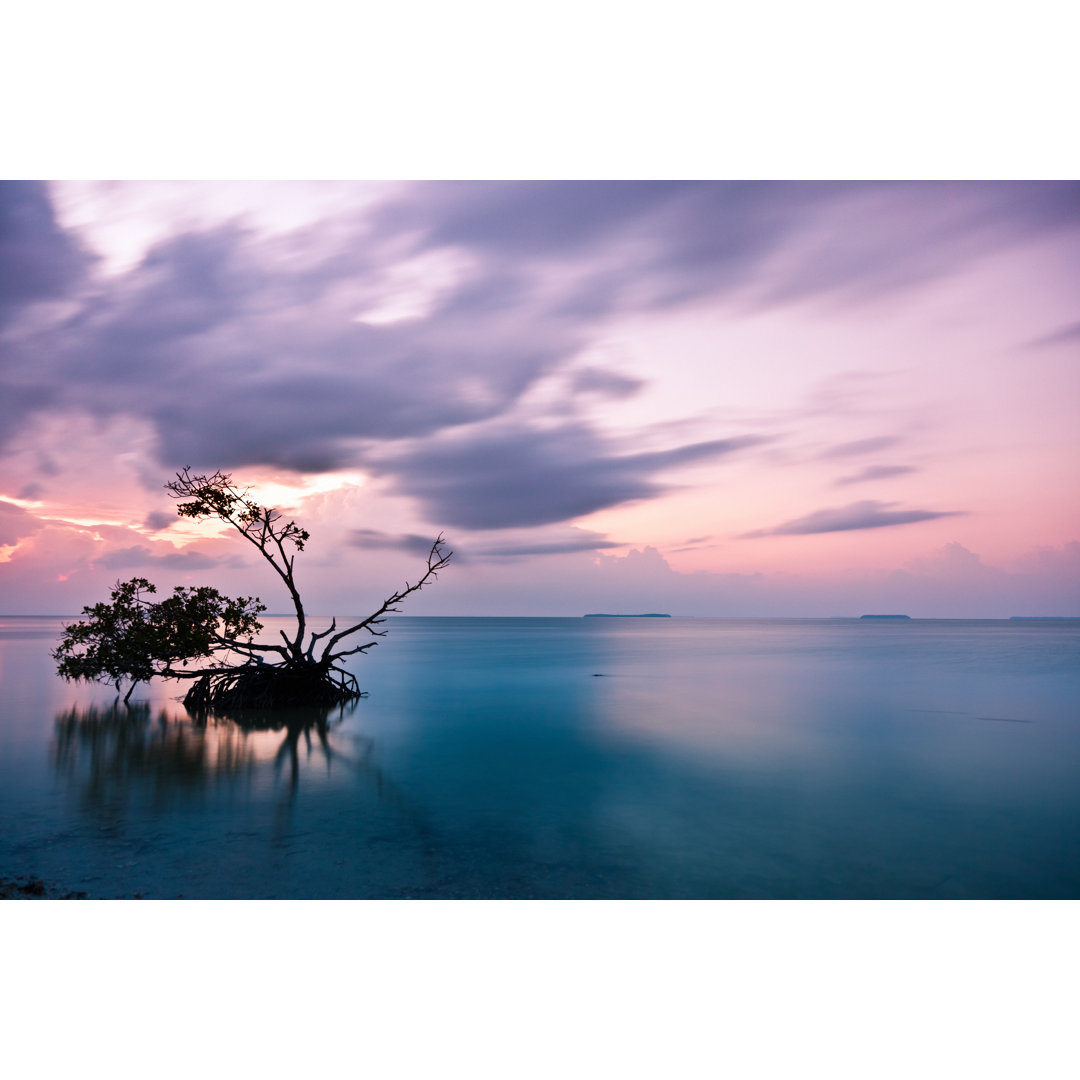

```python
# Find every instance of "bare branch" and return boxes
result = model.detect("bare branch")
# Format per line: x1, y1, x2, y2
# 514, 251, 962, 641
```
319, 536, 452, 663
305, 617, 338, 661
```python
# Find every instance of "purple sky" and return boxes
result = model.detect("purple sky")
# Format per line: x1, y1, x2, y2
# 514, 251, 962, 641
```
1, 180, 1077, 616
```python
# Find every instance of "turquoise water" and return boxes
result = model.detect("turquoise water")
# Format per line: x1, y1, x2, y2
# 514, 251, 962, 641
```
1, 615, 1078, 898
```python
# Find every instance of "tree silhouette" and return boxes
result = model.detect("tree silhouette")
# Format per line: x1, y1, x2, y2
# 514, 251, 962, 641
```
53, 577, 264, 704
55, 468, 451, 710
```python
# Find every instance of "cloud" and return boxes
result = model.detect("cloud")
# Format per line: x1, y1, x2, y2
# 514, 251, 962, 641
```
742, 499, 963, 537
0, 181, 96, 327
1025, 320, 1080, 349
760, 181, 1080, 305
3, 210, 589, 473
821, 436, 901, 458
570, 367, 646, 399
346, 529, 442, 557
1012, 540, 1080, 577
373, 425, 765, 530
373, 182, 852, 315
836, 464, 917, 485
0, 499, 45, 546
411, 181, 697, 257
96, 545, 230, 570
143, 511, 176, 532
349, 526, 625, 561
470, 538, 624, 558
376, 180, 1080, 312
903, 541, 986, 576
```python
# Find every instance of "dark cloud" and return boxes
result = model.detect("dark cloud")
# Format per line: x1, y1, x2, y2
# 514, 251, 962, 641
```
0, 181, 95, 326
346, 528, 623, 562
350, 524, 626, 561
0, 186, 86, 440
143, 511, 176, 532
836, 464, 918, 486
382, 181, 698, 258
822, 436, 901, 458
742, 500, 962, 537
6, 214, 585, 472
471, 538, 624, 558
346, 529, 443, 557
373, 425, 764, 530
0, 384, 57, 456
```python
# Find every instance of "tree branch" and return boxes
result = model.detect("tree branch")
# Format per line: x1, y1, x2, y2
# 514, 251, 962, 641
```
319, 536, 451, 663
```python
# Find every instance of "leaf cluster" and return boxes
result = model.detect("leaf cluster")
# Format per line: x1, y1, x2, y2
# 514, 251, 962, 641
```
171, 469, 309, 552
54, 577, 265, 701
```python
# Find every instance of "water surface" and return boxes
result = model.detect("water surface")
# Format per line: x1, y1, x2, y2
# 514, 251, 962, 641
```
2, 616, 1078, 898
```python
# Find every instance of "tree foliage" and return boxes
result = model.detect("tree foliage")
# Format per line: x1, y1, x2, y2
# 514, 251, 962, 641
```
55, 468, 451, 710
54, 578, 264, 703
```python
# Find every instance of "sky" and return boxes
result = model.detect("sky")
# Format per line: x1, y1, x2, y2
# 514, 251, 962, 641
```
1, 179, 1078, 617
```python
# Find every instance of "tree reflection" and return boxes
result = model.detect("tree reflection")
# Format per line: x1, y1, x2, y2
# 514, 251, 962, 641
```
50, 698, 444, 890
51, 699, 376, 817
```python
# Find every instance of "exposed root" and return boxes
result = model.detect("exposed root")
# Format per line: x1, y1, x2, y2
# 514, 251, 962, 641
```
183, 661, 361, 713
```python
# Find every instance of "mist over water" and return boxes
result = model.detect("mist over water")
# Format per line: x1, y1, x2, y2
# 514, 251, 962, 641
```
1, 615, 1078, 899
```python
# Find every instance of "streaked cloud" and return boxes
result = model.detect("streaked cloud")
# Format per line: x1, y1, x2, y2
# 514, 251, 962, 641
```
821, 436, 902, 459
95, 546, 230, 571
570, 367, 646, 399
471, 538, 625, 558
742, 500, 963, 537
1025, 320, 1080, 349
372, 426, 765, 530
835, 464, 918, 486
346, 529, 444, 557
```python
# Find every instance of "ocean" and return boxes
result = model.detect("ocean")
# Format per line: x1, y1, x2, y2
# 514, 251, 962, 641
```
1, 614, 1078, 899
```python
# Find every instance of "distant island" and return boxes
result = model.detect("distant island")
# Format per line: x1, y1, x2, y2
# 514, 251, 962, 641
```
859, 614, 911, 620
584, 613, 671, 618
1009, 616, 1078, 621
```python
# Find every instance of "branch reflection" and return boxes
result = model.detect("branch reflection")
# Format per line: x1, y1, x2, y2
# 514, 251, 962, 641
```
51, 699, 378, 816
50, 699, 443, 883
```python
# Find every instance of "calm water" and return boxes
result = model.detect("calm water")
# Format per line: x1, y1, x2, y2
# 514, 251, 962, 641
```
1, 615, 1078, 899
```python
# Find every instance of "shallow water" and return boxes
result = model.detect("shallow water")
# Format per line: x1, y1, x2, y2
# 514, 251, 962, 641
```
1, 615, 1078, 898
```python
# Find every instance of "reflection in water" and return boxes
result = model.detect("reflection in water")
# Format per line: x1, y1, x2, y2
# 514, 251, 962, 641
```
54, 703, 254, 811
52, 700, 369, 813
49, 698, 439, 873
